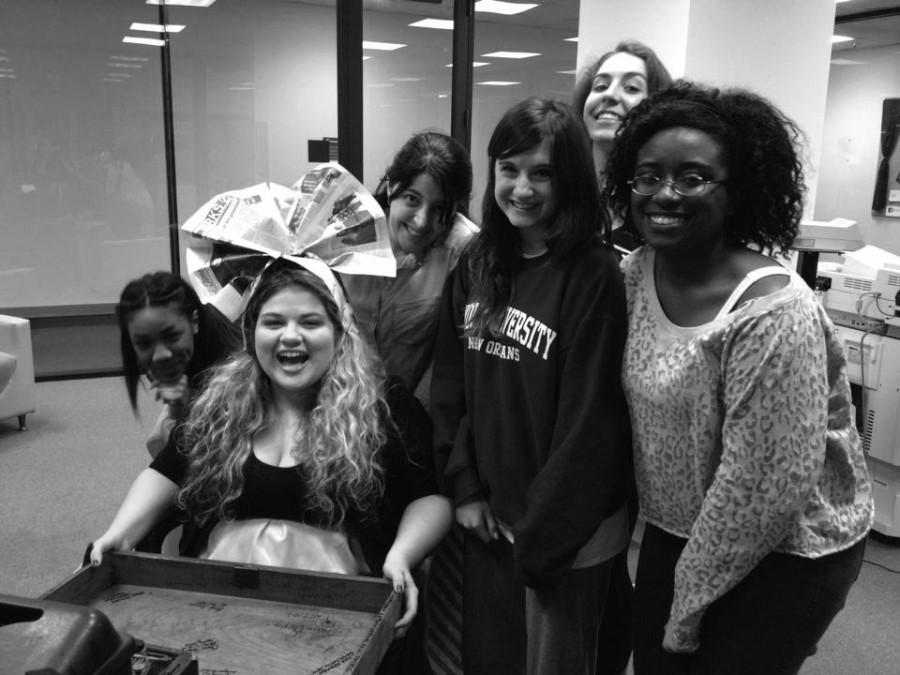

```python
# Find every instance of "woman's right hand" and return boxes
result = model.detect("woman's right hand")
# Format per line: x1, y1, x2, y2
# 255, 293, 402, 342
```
455, 500, 498, 543
89, 534, 128, 567
151, 374, 190, 418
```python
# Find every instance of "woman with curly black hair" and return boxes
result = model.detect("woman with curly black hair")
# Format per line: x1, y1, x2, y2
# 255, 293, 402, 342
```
605, 81, 873, 674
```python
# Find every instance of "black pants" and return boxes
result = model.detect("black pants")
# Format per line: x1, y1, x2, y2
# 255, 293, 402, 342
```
633, 524, 866, 675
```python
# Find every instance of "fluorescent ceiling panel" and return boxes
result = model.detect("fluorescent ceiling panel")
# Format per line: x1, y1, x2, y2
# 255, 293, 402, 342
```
110, 55, 149, 62
475, 1, 538, 15
476, 80, 520, 86
123, 36, 165, 46
564, 37, 578, 42
446, 61, 489, 67
831, 35, 853, 43
146, 0, 216, 6
410, 18, 454, 30
130, 22, 186, 33
363, 40, 406, 51
481, 51, 540, 59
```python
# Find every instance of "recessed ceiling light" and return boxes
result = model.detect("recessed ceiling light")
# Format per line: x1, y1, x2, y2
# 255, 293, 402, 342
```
123, 36, 165, 46
438, 93, 450, 99
363, 55, 372, 60
410, 18, 454, 30
556, 69, 576, 75
481, 51, 540, 59
130, 22, 186, 33
831, 35, 853, 44
564, 37, 578, 43
363, 40, 406, 51
475, 1, 537, 15
445, 61, 489, 67
145, 0, 216, 6
476, 80, 520, 86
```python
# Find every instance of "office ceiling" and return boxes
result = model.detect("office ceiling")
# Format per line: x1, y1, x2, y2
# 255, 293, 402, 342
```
834, 0, 900, 51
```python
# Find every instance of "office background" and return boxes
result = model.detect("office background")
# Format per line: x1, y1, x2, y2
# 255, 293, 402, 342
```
2, 3, 900, 673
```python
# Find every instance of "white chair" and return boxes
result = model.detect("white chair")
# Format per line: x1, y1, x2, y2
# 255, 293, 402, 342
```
0, 314, 36, 430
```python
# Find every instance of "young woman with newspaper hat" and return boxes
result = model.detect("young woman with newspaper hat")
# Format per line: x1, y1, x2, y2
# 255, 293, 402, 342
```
94, 259, 452, 673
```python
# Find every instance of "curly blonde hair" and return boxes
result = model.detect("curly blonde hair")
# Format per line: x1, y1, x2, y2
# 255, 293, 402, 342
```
176, 264, 387, 527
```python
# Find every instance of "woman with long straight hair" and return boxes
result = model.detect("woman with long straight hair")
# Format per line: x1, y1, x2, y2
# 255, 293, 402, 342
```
431, 97, 633, 674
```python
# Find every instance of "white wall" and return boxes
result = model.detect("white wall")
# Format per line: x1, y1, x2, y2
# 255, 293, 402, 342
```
577, 0, 690, 77
576, 0, 836, 213
815, 44, 900, 254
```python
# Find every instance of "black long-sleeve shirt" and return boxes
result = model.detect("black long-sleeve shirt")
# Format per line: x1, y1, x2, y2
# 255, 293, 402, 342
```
430, 238, 633, 586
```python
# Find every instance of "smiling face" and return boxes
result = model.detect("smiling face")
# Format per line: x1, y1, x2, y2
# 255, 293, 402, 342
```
253, 285, 337, 402
127, 303, 198, 385
582, 52, 648, 147
493, 137, 557, 255
387, 172, 448, 259
630, 126, 731, 255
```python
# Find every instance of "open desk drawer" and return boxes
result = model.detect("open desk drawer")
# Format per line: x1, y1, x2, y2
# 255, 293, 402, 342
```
43, 551, 401, 675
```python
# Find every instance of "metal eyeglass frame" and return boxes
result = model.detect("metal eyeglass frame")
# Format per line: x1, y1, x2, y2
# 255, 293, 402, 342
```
628, 175, 727, 197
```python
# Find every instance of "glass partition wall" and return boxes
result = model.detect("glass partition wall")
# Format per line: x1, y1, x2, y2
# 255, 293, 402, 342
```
0, 0, 584, 377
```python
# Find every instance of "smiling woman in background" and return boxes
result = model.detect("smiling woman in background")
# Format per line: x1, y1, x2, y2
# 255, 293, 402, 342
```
341, 131, 477, 403
574, 40, 672, 185
117, 271, 241, 457
572, 39, 673, 675
606, 81, 873, 675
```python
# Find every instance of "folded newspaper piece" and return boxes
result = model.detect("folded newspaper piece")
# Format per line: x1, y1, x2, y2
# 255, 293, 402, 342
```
183, 162, 395, 320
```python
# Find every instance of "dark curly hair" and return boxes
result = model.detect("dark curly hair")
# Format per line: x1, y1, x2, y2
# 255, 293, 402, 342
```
605, 80, 806, 256
572, 40, 673, 119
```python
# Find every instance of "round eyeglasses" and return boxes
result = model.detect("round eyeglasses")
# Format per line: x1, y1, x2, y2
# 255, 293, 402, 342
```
628, 174, 726, 197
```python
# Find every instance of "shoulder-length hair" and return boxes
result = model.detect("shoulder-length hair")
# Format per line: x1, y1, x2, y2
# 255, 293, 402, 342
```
466, 97, 606, 336
176, 263, 387, 527
116, 271, 220, 413
374, 130, 473, 245
572, 39, 673, 117
605, 80, 806, 256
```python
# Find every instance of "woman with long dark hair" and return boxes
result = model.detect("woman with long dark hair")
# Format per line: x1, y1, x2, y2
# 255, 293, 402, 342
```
431, 98, 632, 674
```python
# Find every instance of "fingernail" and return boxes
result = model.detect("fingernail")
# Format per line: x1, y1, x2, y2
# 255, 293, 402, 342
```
394, 585, 405, 593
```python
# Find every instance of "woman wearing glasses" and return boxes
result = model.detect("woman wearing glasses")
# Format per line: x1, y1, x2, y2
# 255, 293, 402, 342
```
605, 81, 873, 674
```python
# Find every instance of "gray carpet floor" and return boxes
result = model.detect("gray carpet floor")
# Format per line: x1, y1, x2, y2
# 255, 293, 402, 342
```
2, 377, 899, 674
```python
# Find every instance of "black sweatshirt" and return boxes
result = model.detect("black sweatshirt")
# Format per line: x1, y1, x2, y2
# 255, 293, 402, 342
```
430, 238, 633, 587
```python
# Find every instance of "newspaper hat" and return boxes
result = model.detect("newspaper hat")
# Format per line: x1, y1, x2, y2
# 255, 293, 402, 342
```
249, 253, 356, 333
181, 162, 395, 323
